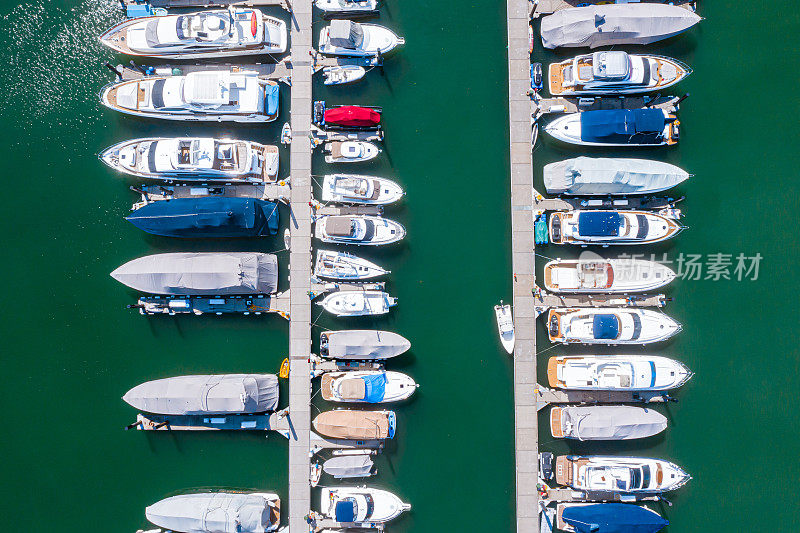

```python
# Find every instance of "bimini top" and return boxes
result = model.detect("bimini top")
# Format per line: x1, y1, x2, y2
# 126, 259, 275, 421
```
127, 198, 279, 238
328, 19, 364, 49
146, 492, 277, 533
578, 212, 621, 236
322, 455, 374, 478
110, 252, 278, 295
592, 314, 620, 339
325, 106, 381, 127
562, 503, 668, 533
581, 110, 665, 144
123, 374, 279, 415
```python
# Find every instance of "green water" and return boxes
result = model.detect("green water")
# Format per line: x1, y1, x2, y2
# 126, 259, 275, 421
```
0, 0, 798, 530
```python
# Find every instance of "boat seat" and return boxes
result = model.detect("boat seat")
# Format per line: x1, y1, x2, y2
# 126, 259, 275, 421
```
339, 378, 366, 400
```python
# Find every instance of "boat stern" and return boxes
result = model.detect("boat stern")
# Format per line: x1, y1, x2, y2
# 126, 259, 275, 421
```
549, 406, 564, 438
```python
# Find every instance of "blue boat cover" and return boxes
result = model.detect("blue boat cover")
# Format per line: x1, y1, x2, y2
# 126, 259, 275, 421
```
562, 503, 668, 533
592, 314, 619, 340
578, 212, 621, 237
265, 84, 279, 116
581, 109, 665, 143
335, 499, 357, 522
363, 373, 387, 403
126, 198, 279, 238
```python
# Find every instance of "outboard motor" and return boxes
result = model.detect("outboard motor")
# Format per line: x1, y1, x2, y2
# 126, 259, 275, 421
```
539, 452, 554, 480
530, 63, 543, 92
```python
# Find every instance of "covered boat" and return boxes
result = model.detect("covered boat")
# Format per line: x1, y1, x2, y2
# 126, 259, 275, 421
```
555, 456, 690, 494
547, 355, 693, 391
547, 308, 682, 345
123, 374, 279, 414
324, 106, 381, 127
320, 371, 417, 403
543, 259, 676, 293
543, 157, 689, 196
319, 20, 404, 57
550, 406, 667, 441
320, 330, 411, 359
318, 290, 397, 316
548, 210, 683, 246
111, 252, 278, 295
127, 197, 279, 238
322, 174, 403, 205
323, 141, 380, 163
319, 487, 410, 524
545, 109, 679, 147
313, 409, 395, 440
146, 492, 280, 533
314, 250, 389, 280
541, 4, 701, 49
323, 65, 367, 85
557, 503, 668, 533
315, 215, 406, 245
322, 455, 374, 479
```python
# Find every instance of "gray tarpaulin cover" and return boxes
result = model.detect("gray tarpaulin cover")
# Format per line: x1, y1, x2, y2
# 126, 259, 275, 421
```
322, 455, 374, 478
540, 4, 701, 49
543, 157, 689, 195
323, 330, 411, 359
328, 20, 364, 49
146, 492, 277, 533
110, 252, 278, 295
123, 374, 279, 414
562, 406, 667, 440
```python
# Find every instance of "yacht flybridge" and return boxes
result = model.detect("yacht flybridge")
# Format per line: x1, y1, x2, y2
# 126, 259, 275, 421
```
319, 487, 410, 525
555, 456, 691, 494
322, 174, 403, 205
319, 20, 404, 57
547, 308, 682, 345
99, 8, 288, 59
548, 210, 684, 246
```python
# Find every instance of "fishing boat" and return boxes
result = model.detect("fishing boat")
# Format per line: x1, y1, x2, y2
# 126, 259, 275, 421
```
543, 259, 677, 293
550, 406, 668, 440
320, 330, 411, 359
322, 455, 375, 479
314, 250, 389, 280
111, 252, 278, 295
494, 302, 515, 354
146, 492, 280, 533
320, 371, 417, 403
543, 157, 690, 196
323, 65, 367, 85
315, 215, 406, 245
313, 409, 396, 439
123, 374, 279, 414
319, 487, 410, 524
99, 69, 280, 123
315, 0, 378, 13
548, 210, 684, 246
318, 20, 404, 57
321, 174, 403, 205
99, 8, 287, 59
555, 455, 690, 494
544, 109, 680, 147
556, 503, 668, 533
541, 3, 701, 49
323, 141, 381, 163
100, 137, 279, 182
546, 308, 682, 345
318, 290, 397, 316
316, 102, 381, 129
547, 355, 693, 391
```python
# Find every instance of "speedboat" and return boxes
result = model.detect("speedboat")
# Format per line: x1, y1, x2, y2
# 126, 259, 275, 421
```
313, 409, 395, 440
548, 51, 691, 95
323, 65, 367, 85
547, 355, 693, 391
550, 406, 668, 440
315, 215, 406, 245
99, 70, 280, 123
555, 456, 690, 494
99, 8, 287, 59
548, 210, 684, 246
543, 259, 677, 293
315, 0, 377, 13
320, 370, 417, 403
314, 250, 389, 280
546, 308, 682, 344
543, 157, 690, 196
494, 303, 515, 354
545, 109, 679, 147
100, 137, 279, 182
319, 487, 410, 525
318, 290, 397, 316
556, 503, 668, 533
145, 492, 280, 533
321, 174, 403, 205
318, 20, 404, 57
324, 141, 380, 163
320, 330, 411, 359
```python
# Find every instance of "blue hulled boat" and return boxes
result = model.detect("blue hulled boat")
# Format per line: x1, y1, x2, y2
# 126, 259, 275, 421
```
559, 503, 668, 533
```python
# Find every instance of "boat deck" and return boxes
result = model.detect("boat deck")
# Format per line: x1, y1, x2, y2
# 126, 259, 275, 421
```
533, 95, 681, 121
530, 0, 695, 18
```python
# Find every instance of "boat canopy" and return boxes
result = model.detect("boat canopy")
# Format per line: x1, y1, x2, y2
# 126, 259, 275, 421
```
362, 373, 387, 402
322, 455, 374, 478
313, 410, 394, 440
562, 503, 668, 533
328, 20, 364, 49
592, 314, 619, 339
146, 493, 276, 533
325, 106, 381, 127
578, 212, 621, 236
581, 110, 666, 143
335, 499, 357, 522
265, 83, 279, 116
562, 406, 667, 440
543, 157, 689, 195
127, 198, 279, 238
323, 330, 411, 359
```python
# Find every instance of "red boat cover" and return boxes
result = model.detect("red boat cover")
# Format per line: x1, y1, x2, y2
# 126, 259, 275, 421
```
324, 106, 381, 127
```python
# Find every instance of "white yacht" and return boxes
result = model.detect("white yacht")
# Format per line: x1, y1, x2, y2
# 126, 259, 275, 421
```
555, 456, 690, 494
324, 141, 380, 163
315, 215, 406, 245
319, 290, 397, 316
314, 250, 389, 280
543, 157, 690, 196
320, 370, 417, 403
319, 487, 410, 524
548, 210, 683, 246
547, 308, 682, 345
322, 174, 403, 205
318, 20, 404, 57
494, 303, 515, 354
543, 259, 677, 293
547, 355, 692, 391
544, 109, 679, 147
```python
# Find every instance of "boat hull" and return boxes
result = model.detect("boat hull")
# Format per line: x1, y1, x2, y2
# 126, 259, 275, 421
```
319, 290, 396, 316
546, 308, 682, 345
547, 355, 693, 391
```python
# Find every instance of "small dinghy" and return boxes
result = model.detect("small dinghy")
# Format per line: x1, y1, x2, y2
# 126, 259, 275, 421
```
318, 290, 397, 316
541, 3, 701, 49
145, 492, 281, 533
543, 259, 676, 293
315, 0, 377, 13
323, 65, 367, 85
320, 330, 411, 359
319, 20, 404, 57
322, 455, 375, 479
555, 456, 690, 494
123, 374, 279, 414
544, 157, 690, 196
313, 409, 396, 440
315, 215, 406, 245
545, 109, 679, 147
547, 355, 693, 391
314, 250, 389, 280
547, 308, 682, 345
280, 123, 291, 145
494, 302, 515, 354
550, 406, 667, 441
322, 174, 403, 205
111, 252, 278, 295
324, 141, 381, 163
320, 371, 417, 403
548, 210, 683, 246
557, 503, 668, 533
319, 487, 410, 524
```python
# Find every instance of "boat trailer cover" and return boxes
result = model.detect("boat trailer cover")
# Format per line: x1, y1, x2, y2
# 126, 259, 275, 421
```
562, 406, 667, 440
581, 109, 666, 143
543, 157, 689, 195
324, 330, 411, 359
146, 492, 276, 533
323, 455, 374, 478
313, 410, 392, 440
578, 212, 621, 237
562, 503, 668, 533
325, 106, 381, 127
592, 314, 620, 340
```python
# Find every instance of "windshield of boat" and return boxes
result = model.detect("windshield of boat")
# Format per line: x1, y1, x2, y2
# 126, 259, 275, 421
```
364, 494, 374, 519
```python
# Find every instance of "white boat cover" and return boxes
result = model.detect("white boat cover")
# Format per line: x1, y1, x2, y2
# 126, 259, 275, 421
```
562, 406, 667, 440
541, 4, 701, 49
322, 455, 374, 478
110, 252, 278, 295
123, 374, 279, 414
146, 493, 276, 533
323, 330, 411, 359
543, 157, 689, 195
